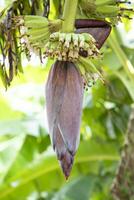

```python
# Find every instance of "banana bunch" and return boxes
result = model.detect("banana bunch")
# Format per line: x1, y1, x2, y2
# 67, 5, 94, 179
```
13, 15, 62, 51
79, 0, 133, 23
13, 15, 103, 88
43, 31, 103, 88
12, 15, 105, 88
44, 32, 100, 61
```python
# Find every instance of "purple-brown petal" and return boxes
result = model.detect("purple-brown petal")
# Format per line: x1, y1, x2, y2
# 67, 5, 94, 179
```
45, 61, 67, 148
75, 19, 111, 49
58, 62, 84, 155
45, 61, 84, 178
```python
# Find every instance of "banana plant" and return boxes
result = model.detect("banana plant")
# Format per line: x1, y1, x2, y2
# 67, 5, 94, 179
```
0, 0, 133, 178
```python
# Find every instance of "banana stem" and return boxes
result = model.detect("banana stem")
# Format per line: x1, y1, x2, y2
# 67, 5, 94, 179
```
62, 0, 78, 33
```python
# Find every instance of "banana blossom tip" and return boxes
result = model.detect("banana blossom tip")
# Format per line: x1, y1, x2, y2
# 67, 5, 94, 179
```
45, 61, 84, 178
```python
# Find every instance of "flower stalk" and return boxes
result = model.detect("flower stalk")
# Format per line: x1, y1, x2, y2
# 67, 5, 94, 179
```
62, 0, 78, 32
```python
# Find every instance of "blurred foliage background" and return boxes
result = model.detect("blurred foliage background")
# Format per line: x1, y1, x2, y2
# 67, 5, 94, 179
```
0, 0, 134, 200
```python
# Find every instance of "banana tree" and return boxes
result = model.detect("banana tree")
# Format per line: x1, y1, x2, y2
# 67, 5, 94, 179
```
0, 0, 134, 198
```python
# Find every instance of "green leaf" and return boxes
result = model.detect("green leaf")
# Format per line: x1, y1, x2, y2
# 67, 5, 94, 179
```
0, 139, 119, 199
52, 175, 97, 200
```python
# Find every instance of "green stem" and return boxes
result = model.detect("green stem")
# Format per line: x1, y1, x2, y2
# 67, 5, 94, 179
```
108, 31, 134, 81
62, 0, 78, 32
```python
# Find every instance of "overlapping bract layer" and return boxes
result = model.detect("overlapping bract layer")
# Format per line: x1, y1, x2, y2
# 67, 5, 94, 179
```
45, 61, 84, 178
